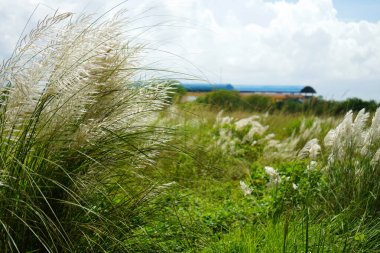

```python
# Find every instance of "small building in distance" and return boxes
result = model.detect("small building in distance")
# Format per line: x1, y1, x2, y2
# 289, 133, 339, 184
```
180, 83, 316, 102
233, 85, 316, 101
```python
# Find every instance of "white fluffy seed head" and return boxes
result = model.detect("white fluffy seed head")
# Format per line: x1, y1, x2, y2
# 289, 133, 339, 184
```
264, 166, 281, 186
0, 11, 173, 165
370, 148, 380, 166
298, 138, 321, 160
240, 181, 252, 196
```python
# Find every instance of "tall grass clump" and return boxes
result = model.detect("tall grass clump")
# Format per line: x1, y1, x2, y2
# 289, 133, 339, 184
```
322, 109, 380, 214
0, 10, 174, 252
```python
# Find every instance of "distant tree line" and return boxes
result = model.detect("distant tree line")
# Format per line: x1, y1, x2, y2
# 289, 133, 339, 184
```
193, 90, 379, 115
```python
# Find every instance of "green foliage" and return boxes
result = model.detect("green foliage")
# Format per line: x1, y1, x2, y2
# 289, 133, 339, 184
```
241, 94, 273, 112
274, 162, 324, 215
246, 161, 325, 219
153, 105, 379, 252
195, 90, 380, 116
197, 90, 242, 111
201, 216, 376, 253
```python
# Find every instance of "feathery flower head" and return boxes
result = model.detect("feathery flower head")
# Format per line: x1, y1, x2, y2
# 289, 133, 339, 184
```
235, 115, 261, 130
307, 161, 318, 170
240, 180, 252, 196
298, 138, 321, 161
370, 148, 380, 166
264, 166, 277, 177
264, 166, 281, 186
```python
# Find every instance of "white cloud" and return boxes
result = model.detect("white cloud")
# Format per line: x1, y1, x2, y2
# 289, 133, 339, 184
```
152, 0, 380, 100
0, 0, 379, 100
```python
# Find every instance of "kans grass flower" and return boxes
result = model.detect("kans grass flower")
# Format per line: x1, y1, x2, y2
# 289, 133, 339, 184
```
298, 138, 321, 161
240, 180, 252, 196
264, 166, 281, 186
307, 161, 318, 170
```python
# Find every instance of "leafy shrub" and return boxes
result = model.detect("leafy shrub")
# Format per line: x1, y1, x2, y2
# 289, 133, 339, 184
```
241, 94, 273, 112
197, 90, 242, 111
193, 88, 379, 116
246, 161, 324, 217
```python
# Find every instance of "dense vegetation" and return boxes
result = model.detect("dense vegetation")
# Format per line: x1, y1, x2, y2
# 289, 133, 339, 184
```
196, 89, 379, 115
0, 10, 379, 252
149, 104, 380, 252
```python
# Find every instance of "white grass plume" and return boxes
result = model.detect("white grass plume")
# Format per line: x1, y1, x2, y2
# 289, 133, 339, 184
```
1, 11, 172, 164
213, 113, 268, 154
264, 166, 281, 186
308, 108, 380, 213
323, 109, 375, 163
0, 10, 173, 252
240, 180, 253, 196
298, 138, 321, 161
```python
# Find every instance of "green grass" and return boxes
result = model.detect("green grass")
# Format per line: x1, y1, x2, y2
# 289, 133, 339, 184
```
147, 104, 380, 252
201, 217, 365, 253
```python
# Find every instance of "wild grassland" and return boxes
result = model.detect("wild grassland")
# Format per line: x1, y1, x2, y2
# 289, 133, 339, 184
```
0, 9, 379, 253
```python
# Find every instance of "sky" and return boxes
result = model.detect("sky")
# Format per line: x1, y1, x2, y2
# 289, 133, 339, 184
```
0, 0, 379, 100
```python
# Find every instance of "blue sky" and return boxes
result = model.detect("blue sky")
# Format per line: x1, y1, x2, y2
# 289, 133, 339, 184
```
280, 0, 380, 21
0, 0, 379, 100
333, 0, 380, 22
